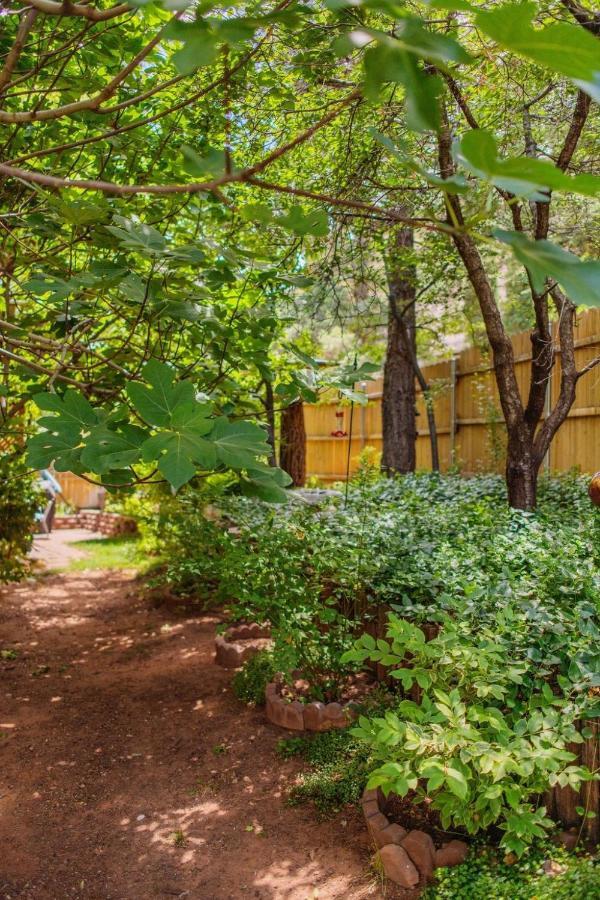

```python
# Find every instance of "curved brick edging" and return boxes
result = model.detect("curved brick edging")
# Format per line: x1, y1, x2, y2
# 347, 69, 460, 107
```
54, 512, 137, 536
265, 680, 357, 732
214, 623, 272, 668
361, 788, 469, 888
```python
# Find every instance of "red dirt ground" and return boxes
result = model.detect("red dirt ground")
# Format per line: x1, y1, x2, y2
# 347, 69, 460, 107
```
0, 562, 401, 900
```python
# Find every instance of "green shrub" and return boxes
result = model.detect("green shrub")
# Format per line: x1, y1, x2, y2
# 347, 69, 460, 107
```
343, 614, 598, 856
0, 453, 41, 583
232, 650, 277, 706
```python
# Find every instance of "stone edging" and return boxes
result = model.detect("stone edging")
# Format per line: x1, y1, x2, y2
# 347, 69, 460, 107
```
361, 788, 469, 889
214, 623, 272, 668
54, 512, 137, 536
265, 680, 356, 732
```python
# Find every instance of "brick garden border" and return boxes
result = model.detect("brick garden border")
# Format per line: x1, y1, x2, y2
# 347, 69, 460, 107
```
214, 623, 272, 668
265, 679, 357, 732
361, 787, 469, 889
54, 512, 137, 537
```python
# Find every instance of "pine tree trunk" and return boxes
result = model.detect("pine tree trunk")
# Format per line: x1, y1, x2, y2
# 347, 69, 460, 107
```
280, 400, 306, 487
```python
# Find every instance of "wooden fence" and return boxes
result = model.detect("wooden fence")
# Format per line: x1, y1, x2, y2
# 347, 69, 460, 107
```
54, 471, 105, 510
305, 308, 600, 481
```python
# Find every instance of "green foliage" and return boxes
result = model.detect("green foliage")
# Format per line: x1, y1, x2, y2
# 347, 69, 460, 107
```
344, 612, 597, 854
278, 730, 371, 816
0, 453, 41, 583
156, 471, 599, 845
27, 360, 291, 496
232, 650, 277, 706
424, 842, 600, 899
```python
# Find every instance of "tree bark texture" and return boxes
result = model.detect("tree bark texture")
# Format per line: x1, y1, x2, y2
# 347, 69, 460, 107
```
263, 379, 277, 467
279, 399, 306, 487
382, 226, 417, 474
436, 94, 592, 510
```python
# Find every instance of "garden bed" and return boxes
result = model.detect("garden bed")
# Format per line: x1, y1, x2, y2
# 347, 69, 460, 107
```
214, 623, 272, 668
265, 676, 364, 731
361, 787, 469, 888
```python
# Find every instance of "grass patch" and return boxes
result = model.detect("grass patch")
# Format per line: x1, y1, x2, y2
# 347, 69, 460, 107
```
60, 535, 160, 573
278, 729, 370, 816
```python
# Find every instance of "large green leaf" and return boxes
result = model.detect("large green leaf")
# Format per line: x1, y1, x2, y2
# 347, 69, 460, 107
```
105, 217, 167, 256
477, 4, 600, 100
79, 424, 148, 474
276, 206, 329, 237
26, 429, 84, 473
495, 230, 600, 306
127, 360, 196, 427
209, 417, 273, 469
242, 464, 293, 503
455, 130, 600, 199
163, 19, 219, 75
138, 401, 216, 489
364, 45, 441, 131
34, 390, 99, 431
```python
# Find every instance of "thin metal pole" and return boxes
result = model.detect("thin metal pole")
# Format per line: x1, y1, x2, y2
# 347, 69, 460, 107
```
449, 356, 458, 468
344, 357, 358, 506
344, 400, 355, 507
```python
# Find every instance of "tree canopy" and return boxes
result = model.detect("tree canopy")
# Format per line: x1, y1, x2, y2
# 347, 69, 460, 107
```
1, 0, 599, 503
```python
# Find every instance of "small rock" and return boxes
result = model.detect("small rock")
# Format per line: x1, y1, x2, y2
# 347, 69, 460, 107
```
434, 840, 469, 868
379, 823, 408, 846
543, 859, 568, 877
400, 830, 436, 882
377, 844, 419, 888
367, 812, 391, 848
136, 814, 145, 821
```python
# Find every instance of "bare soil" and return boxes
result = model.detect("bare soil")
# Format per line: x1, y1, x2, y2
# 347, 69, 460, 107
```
0, 562, 389, 900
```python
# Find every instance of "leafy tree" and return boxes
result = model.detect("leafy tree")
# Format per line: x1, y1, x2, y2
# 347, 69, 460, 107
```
0, 0, 598, 505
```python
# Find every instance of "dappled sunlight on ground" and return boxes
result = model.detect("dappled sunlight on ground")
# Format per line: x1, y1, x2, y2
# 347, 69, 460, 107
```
0, 564, 378, 899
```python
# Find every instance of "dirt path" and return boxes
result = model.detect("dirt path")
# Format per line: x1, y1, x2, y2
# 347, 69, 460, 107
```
0, 560, 380, 900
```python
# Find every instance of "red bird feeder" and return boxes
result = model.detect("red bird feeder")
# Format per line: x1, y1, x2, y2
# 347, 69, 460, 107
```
330, 409, 348, 438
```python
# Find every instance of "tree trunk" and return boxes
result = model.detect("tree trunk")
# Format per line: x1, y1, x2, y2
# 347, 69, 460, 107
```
384, 224, 440, 472
263, 379, 277, 467
382, 227, 417, 474
280, 399, 306, 487
506, 426, 538, 510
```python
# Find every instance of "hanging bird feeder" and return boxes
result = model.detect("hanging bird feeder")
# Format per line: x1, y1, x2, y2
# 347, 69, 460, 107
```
330, 409, 348, 438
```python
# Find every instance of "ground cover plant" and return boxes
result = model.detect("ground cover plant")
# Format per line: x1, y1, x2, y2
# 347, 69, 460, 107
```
423, 842, 599, 900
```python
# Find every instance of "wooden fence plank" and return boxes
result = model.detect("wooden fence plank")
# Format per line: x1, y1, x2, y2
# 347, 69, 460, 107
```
305, 308, 600, 481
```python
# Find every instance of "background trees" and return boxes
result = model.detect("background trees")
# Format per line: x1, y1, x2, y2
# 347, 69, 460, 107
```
0, 0, 598, 506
